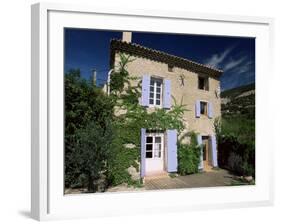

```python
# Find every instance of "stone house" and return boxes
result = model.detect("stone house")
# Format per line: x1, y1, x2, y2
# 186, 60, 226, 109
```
108, 32, 223, 178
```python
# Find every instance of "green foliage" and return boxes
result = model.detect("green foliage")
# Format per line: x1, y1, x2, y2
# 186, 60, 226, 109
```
73, 121, 113, 192
220, 117, 255, 147
221, 83, 255, 120
228, 152, 244, 175
110, 53, 135, 94
230, 178, 255, 186
65, 53, 193, 190
169, 173, 177, 178
64, 69, 115, 189
106, 53, 189, 185
217, 84, 255, 177
216, 115, 255, 177
177, 132, 201, 175
106, 121, 140, 186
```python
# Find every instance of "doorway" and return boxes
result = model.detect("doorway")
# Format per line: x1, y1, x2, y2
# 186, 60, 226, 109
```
202, 136, 212, 171
145, 133, 164, 175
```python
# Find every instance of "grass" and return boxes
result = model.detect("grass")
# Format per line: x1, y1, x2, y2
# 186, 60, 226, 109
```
169, 173, 178, 178
230, 178, 255, 186
221, 116, 255, 146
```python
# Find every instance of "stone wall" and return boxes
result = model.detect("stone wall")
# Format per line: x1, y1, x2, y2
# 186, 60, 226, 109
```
113, 53, 221, 137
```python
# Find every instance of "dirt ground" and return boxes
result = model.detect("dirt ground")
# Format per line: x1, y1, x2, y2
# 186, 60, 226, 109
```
64, 169, 253, 194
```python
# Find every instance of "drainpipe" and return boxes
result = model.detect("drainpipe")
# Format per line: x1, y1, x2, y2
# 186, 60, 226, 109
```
107, 69, 114, 95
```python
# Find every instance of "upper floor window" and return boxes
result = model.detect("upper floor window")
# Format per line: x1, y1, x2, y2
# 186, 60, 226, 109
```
149, 78, 163, 106
168, 65, 174, 72
200, 101, 208, 116
198, 76, 209, 91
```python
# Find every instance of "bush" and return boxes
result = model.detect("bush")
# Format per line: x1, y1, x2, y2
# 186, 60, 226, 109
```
242, 162, 254, 177
107, 124, 140, 186
65, 55, 190, 190
72, 121, 113, 192
64, 70, 115, 188
178, 132, 200, 175
228, 152, 244, 175
107, 146, 139, 186
216, 116, 255, 177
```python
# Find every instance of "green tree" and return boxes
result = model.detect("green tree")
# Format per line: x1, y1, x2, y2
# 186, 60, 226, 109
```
73, 121, 113, 192
64, 69, 114, 188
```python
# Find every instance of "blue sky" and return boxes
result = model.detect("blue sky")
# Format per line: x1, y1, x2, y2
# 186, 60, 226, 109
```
64, 28, 255, 90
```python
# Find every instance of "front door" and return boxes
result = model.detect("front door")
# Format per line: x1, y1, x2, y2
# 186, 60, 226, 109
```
202, 136, 212, 171
145, 133, 164, 175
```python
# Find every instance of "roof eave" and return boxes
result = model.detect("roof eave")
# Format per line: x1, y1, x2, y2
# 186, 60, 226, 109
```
110, 39, 223, 77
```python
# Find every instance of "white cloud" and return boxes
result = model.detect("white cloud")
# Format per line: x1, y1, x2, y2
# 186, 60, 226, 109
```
204, 46, 234, 68
223, 56, 247, 72
231, 61, 253, 74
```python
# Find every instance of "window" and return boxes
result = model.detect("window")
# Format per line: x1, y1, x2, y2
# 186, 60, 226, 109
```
198, 76, 209, 91
168, 64, 174, 72
200, 101, 208, 115
145, 134, 163, 159
146, 136, 153, 158
149, 78, 163, 106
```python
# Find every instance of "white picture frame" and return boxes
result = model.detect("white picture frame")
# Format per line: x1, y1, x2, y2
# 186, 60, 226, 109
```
31, 2, 274, 221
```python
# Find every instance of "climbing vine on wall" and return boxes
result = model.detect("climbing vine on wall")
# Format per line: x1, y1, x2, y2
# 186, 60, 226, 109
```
107, 53, 189, 186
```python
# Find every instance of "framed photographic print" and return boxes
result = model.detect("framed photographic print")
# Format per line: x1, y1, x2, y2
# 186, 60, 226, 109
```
31, 2, 274, 221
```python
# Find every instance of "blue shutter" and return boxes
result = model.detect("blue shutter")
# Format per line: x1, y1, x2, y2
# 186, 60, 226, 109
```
141, 75, 150, 106
208, 102, 213, 118
140, 128, 146, 177
163, 79, 171, 109
197, 134, 203, 170
211, 135, 218, 167
167, 129, 177, 172
195, 100, 201, 118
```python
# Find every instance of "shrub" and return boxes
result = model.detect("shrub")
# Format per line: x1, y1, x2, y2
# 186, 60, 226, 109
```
228, 152, 244, 175
242, 162, 254, 177
72, 121, 113, 192
64, 70, 115, 188
216, 116, 255, 177
65, 54, 191, 190
107, 124, 140, 186
178, 132, 200, 175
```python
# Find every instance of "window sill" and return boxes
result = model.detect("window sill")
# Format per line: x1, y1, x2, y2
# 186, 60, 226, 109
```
148, 105, 163, 109
198, 88, 210, 92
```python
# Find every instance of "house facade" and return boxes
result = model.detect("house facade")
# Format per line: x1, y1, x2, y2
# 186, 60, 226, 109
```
109, 34, 222, 178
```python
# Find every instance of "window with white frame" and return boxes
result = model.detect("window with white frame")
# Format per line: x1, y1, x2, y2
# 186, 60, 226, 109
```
145, 134, 163, 158
149, 78, 163, 106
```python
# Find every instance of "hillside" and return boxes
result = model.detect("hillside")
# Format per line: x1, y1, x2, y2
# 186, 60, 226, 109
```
221, 83, 255, 98
221, 83, 255, 119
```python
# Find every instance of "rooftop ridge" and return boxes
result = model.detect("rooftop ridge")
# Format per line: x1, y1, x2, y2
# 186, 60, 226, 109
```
110, 39, 223, 76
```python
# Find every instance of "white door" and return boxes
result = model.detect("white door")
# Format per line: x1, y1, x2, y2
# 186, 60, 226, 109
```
145, 133, 164, 174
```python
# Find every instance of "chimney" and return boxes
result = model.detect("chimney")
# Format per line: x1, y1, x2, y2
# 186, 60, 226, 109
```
122, 32, 132, 43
